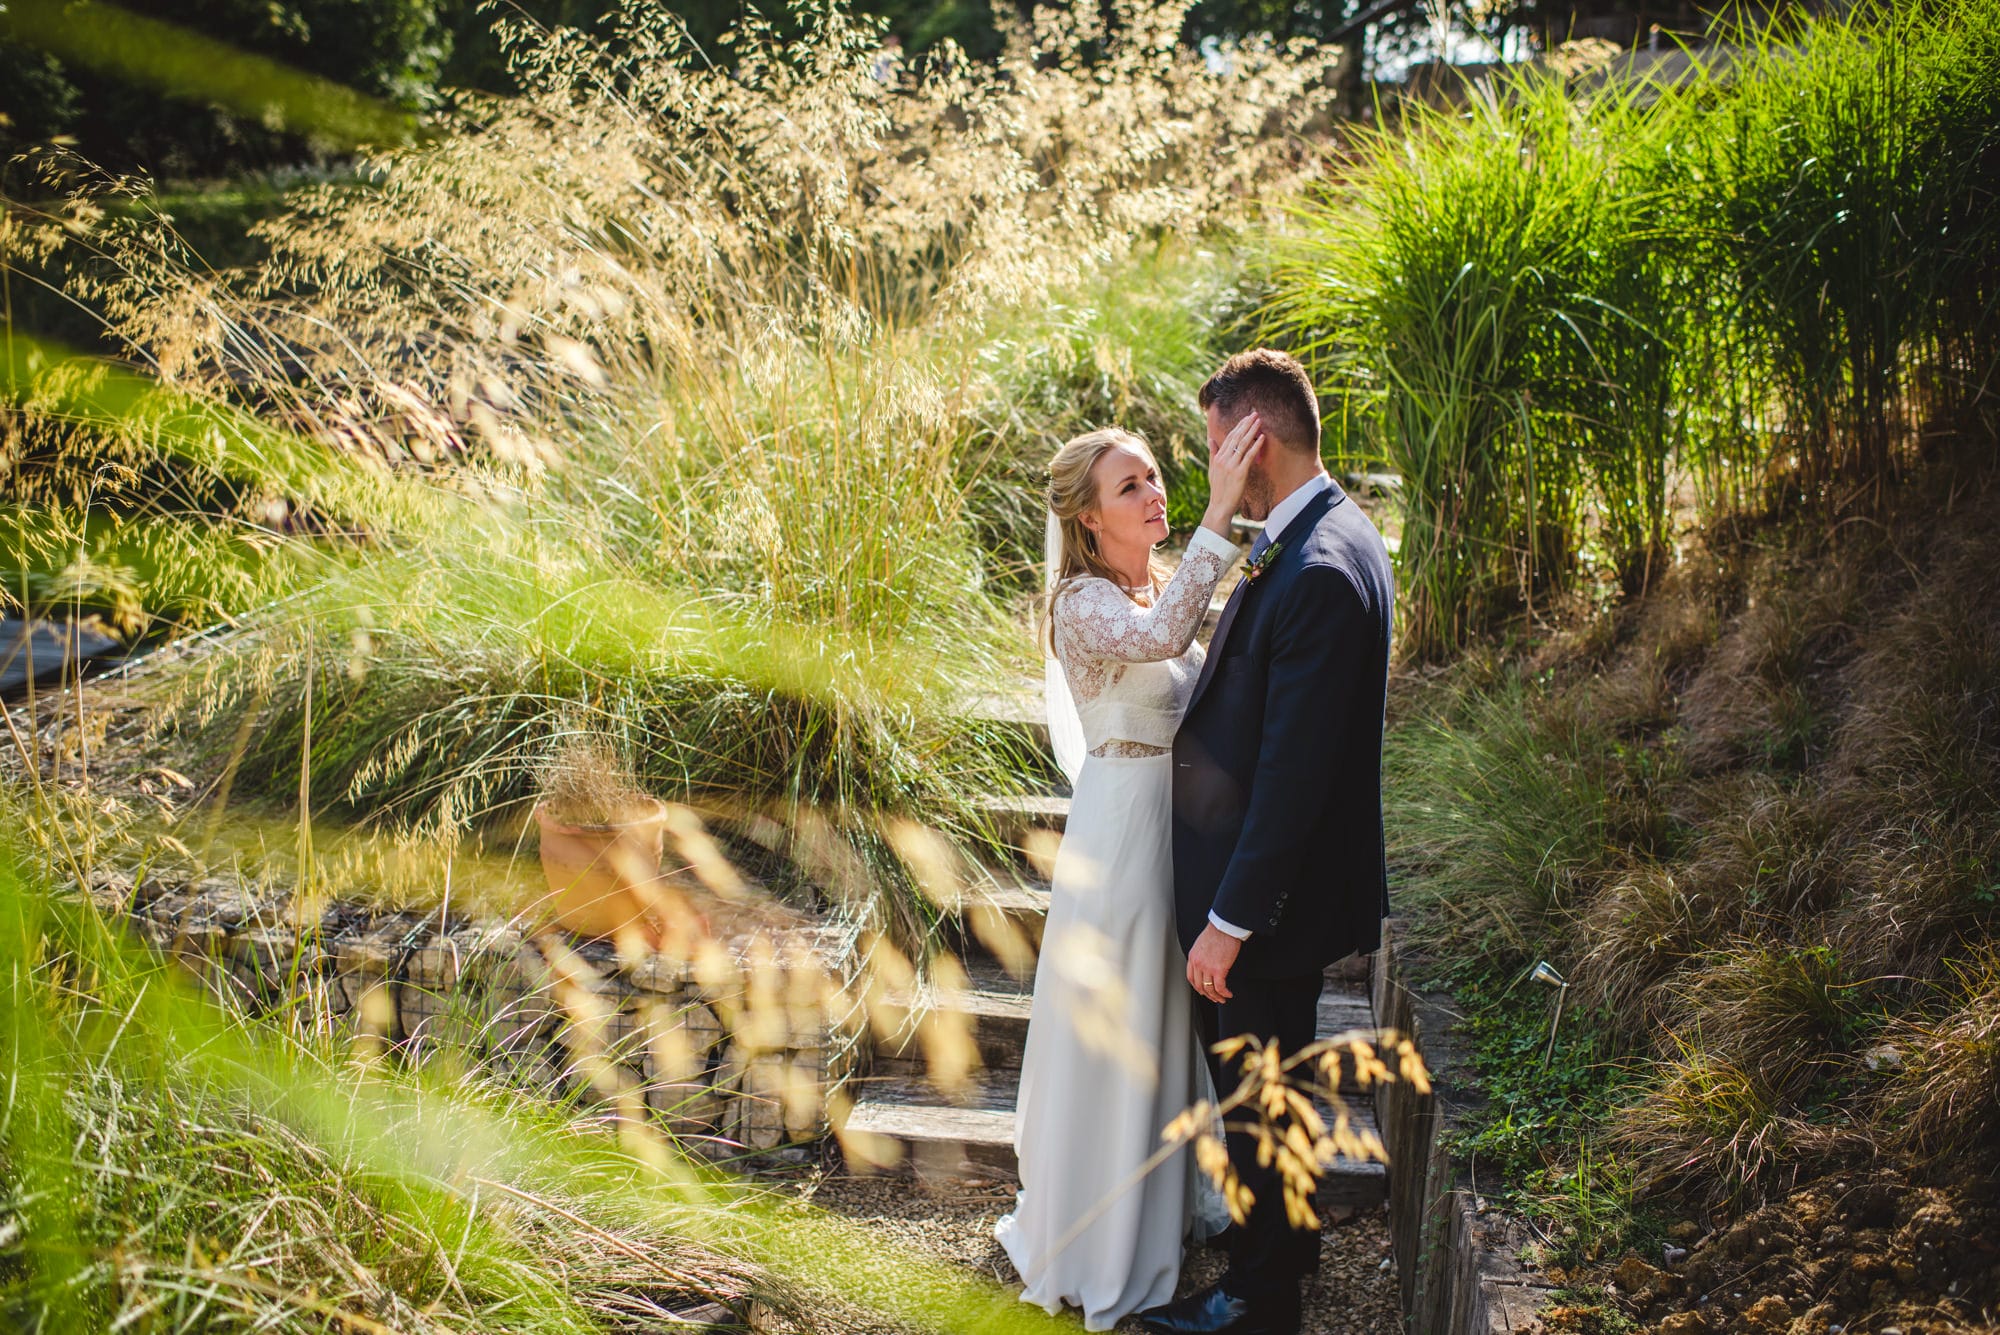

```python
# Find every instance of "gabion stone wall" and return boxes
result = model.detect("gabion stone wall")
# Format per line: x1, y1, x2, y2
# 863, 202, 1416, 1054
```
81, 868, 862, 1156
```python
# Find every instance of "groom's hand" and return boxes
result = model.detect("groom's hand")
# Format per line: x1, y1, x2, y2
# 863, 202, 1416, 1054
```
1187, 925, 1242, 1003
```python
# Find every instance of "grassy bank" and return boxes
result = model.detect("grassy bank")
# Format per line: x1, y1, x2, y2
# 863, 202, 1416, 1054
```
1383, 432, 2000, 1328
1258, 20, 1999, 1297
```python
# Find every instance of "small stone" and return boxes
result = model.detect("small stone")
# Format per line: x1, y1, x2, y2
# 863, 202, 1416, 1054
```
1880, 1328, 1903, 1335
1378, 1258, 1392, 1272
1663, 1245, 1689, 1267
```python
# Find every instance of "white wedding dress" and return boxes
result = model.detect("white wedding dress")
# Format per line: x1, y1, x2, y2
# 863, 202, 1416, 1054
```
995, 525, 1239, 1330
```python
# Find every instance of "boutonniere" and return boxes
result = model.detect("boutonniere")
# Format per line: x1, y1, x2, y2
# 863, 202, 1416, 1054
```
1243, 539, 1285, 586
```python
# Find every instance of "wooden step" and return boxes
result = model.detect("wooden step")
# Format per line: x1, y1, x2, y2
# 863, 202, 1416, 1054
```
840, 1066, 1388, 1207
973, 792, 1070, 840
1314, 975, 1389, 1215
841, 975, 1389, 1197
963, 861, 1051, 928
875, 966, 1033, 1072
1317, 987, 1375, 1040
968, 684, 1049, 751
941, 862, 1052, 973
840, 1069, 1020, 1179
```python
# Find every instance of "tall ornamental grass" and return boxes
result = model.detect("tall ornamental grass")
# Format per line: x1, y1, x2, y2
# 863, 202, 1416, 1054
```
1270, 0, 2000, 659
1272, 78, 1705, 654
1686, 3, 2000, 498
2, 0, 1340, 939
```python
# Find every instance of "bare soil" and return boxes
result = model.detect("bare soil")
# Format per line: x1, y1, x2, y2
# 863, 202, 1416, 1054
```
1548, 1170, 2000, 1335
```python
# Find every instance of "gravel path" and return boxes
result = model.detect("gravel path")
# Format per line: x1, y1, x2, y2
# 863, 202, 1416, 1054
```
785, 1170, 1403, 1334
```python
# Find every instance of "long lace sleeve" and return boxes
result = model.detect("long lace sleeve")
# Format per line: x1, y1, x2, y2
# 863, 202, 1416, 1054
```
1053, 527, 1239, 668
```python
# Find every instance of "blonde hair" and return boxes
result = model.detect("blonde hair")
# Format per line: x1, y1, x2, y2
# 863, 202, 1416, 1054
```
1044, 427, 1167, 650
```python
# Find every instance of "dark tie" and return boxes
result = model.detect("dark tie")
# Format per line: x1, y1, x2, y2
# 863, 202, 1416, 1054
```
1204, 529, 1270, 666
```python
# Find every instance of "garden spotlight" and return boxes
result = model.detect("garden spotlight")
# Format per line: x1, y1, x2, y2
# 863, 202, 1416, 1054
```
1529, 960, 1569, 1071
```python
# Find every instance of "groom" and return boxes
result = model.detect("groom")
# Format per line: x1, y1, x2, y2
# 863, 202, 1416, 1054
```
1144, 349, 1393, 1335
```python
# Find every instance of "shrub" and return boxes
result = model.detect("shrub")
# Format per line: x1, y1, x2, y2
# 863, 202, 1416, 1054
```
1387, 677, 1629, 971
1613, 1046, 1793, 1207
1884, 952, 2000, 1168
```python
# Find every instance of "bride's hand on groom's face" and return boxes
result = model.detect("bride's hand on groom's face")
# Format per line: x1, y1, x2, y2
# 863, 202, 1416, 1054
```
1200, 410, 1264, 533
1187, 924, 1243, 1003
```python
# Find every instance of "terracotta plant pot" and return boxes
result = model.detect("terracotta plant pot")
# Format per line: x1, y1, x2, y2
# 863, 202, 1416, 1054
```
534, 798, 678, 949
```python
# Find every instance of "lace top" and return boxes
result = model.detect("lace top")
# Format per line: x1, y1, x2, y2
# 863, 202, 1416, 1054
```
1051, 527, 1240, 758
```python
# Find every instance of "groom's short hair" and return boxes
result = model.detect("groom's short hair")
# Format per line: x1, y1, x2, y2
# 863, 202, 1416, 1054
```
1198, 349, 1321, 455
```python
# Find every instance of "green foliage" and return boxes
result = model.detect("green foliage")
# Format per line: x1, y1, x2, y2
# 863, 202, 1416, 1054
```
1271, 75, 1730, 656
3, 0, 1333, 950
1388, 674, 1673, 970
1446, 975, 1632, 1177
0, 0, 440, 175
1436, 964, 1656, 1264
1688, 1, 2000, 489
975, 243, 1258, 542
1267, 0, 2000, 658
1679, 4, 2000, 493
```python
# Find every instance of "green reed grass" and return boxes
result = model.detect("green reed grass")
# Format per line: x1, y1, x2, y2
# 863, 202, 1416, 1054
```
1268, 0, 2000, 658
1682, 2, 2000, 498
1270, 75, 1723, 656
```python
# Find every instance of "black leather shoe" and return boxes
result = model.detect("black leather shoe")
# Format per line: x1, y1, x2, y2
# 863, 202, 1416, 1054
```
1137, 1282, 1300, 1335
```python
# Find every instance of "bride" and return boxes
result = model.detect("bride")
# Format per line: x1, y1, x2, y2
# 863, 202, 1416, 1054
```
995, 415, 1266, 1329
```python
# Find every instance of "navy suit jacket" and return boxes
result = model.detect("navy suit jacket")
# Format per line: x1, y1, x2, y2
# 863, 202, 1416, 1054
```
1171, 481, 1394, 980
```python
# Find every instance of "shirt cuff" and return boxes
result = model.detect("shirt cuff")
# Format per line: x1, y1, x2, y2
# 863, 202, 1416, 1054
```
1187, 525, 1241, 561
1208, 910, 1252, 940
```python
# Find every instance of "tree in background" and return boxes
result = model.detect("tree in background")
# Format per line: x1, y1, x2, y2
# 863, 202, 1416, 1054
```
1, 0, 1821, 183
1, 0, 1012, 174
0, 0, 446, 176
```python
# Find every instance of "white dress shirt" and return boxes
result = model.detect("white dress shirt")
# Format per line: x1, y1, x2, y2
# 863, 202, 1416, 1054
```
1206, 472, 1332, 943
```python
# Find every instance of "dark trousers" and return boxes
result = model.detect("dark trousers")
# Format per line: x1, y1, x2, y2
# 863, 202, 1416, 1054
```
1194, 971, 1325, 1304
